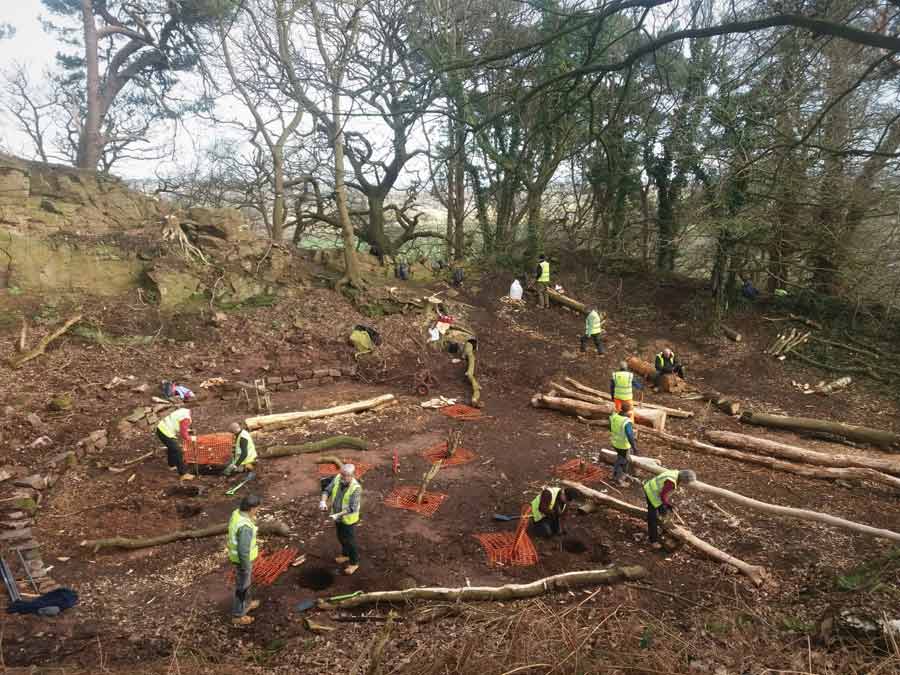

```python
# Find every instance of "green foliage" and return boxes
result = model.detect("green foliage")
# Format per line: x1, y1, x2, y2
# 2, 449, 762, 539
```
836, 547, 900, 593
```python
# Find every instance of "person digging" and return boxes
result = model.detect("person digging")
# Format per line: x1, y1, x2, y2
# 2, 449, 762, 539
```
223, 422, 257, 476
609, 400, 638, 487
528, 486, 577, 538
319, 464, 362, 575
643, 469, 696, 550
155, 407, 195, 481
227, 494, 262, 626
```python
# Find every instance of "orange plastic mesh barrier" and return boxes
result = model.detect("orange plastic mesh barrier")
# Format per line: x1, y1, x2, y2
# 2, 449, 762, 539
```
554, 458, 607, 484
383, 485, 447, 517
421, 442, 477, 467
440, 404, 483, 420
184, 433, 233, 466
473, 505, 538, 567
317, 460, 374, 478
228, 547, 299, 586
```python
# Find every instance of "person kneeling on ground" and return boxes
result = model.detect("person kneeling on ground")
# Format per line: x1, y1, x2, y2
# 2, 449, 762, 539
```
580, 307, 606, 354
609, 401, 638, 487
654, 347, 685, 386
155, 407, 195, 481
319, 464, 362, 575
223, 422, 257, 476
643, 469, 696, 550
227, 494, 262, 626
529, 486, 577, 538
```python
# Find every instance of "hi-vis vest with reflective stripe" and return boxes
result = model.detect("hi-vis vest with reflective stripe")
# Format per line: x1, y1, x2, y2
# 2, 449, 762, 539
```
609, 412, 632, 450
612, 371, 634, 400
531, 486, 563, 523
538, 261, 550, 283
235, 429, 257, 466
331, 478, 361, 525
226, 509, 258, 564
655, 352, 676, 370
157, 408, 190, 438
643, 470, 680, 509
585, 310, 603, 336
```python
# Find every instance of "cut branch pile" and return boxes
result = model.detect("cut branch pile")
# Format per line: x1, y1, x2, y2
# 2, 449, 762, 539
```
563, 481, 768, 586
317, 567, 647, 609
245, 394, 396, 431
765, 328, 810, 358
792, 376, 852, 395
593, 448, 900, 543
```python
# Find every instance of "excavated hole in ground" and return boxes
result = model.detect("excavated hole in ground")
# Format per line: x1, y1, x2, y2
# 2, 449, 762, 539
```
297, 567, 335, 591
561, 538, 588, 554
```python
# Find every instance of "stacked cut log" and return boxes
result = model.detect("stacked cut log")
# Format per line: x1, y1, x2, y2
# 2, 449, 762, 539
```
560, 377, 694, 418
246, 394, 396, 431
740, 410, 900, 452
765, 328, 810, 358
531, 392, 667, 431
625, 356, 690, 395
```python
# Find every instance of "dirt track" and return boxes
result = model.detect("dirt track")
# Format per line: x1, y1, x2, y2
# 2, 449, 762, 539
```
1, 271, 899, 673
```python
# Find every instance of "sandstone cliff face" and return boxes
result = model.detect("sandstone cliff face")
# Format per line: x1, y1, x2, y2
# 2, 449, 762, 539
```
0, 154, 306, 308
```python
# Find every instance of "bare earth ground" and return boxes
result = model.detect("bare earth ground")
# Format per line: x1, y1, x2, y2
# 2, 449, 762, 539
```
0, 270, 898, 674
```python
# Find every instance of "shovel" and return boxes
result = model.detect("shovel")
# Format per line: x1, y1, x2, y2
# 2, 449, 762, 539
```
225, 471, 256, 495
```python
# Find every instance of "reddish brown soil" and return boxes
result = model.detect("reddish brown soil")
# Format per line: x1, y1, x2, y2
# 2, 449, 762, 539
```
0, 271, 898, 674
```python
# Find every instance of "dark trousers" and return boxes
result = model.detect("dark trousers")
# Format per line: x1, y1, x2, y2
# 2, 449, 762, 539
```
646, 496, 660, 543
156, 429, 186, 475
336, 522, 359, 564
232, 563, 252, 616
612, 449, 630, 481
528, 514, 561, 538
580, 334, 605, 353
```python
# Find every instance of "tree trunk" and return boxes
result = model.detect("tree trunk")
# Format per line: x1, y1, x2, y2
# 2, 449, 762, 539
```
548, 288, 586, 313
260, 435, 369, 459
245, 394, 395, 430
318, 567, 647, 609
705, 430, 900, 476
525, 188, 542, 263
562, 481, 768, 586
531, 393, 667, 431
81, 520, 291, 553
271, 153, 286, 241
740, 411, 900, 451
557, 379, 694, 418
594, 448, 900, 543
79, 0, 101, 169
332, 90, 362, 288
649, 429, 900, 490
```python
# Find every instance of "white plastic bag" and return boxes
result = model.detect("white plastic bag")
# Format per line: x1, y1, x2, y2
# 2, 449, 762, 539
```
509, 279, 523, 301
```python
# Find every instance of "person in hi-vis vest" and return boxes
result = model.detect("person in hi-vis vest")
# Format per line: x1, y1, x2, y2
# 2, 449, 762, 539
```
610, 361, 642, 421
320, 464, 362, 575
643, 469, 696, 550
226, 494, 261, 625
534, 254, 550, 309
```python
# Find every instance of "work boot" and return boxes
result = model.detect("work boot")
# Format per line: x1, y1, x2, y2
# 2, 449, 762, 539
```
232, 615, 254, 626
650, 542, 663, 551
246, 600, 261, 613
169, 465, 178, 472
180, 473, 195, 481
343, 564, 359, 576
335, 555, 350, 564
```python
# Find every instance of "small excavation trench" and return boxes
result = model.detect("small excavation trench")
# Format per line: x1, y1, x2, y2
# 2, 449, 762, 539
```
297, 567, 335, 591
561, 538, 587, 554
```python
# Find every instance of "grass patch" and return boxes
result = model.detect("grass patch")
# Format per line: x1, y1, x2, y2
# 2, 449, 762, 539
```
837, 547, 900, 593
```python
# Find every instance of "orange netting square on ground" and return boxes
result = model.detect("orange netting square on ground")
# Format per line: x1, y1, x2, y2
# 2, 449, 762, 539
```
473, 506, 538, 566
383, 485, 447, 517
421, 442, 477, 467
440, 404, 483, 420
184, 433, 233, 466
554, 458, 608, 484
228, 547, 299, 586
317, 460, 374, 478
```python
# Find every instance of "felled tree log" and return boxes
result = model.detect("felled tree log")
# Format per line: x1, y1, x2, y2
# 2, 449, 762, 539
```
740, 410, 900, 452
626, 356, 657, 380
562, 481, 768, 586
647, 429, 900, 490
531, 393, 667, 431
245, 395, 396, 431
81, 520, 291, 553
318, 567, 647, 609
10, 314, 83, 369
722, 325, 742, 342
260, 436, 368, 459
594, 448, 900, 543
690, 390, 741, 416
548, 287, 587, 314
561, 378, 693, 418
705, 430, 900, 476
463, 342, 481, 407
